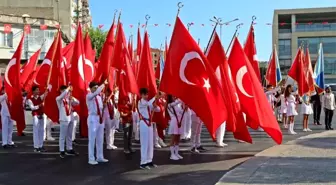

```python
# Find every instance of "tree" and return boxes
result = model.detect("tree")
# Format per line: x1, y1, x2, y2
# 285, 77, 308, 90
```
87, 27, 107, 59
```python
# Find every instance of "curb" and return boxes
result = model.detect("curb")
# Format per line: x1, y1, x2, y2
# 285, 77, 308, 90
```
215, 131, 334, 185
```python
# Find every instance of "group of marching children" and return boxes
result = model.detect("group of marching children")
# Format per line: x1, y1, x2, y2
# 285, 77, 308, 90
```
1, 78, 208, 169
265, 83, 335, 134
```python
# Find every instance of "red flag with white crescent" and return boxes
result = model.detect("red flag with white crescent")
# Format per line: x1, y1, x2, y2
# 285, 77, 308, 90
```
4, 35, 26, 135
20, 49, 41, 88
84, 32, 96, 85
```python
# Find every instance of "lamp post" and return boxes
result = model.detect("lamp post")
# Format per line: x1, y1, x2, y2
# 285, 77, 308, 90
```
22, 14, 30, 59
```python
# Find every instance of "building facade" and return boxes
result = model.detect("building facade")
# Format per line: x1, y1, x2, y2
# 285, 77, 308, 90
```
272, 7, 336, 84
0, 0, 92, 68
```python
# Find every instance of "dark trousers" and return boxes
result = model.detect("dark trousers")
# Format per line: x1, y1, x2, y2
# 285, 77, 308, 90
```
313, 103, 321, 123
325, 109, 334, 129
123, 123, 133, 151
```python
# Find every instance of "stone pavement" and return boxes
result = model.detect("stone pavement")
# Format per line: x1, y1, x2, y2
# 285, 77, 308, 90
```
216, 131, 336, 185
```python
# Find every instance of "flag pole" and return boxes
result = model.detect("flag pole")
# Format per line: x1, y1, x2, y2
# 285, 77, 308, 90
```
176, 2, 184, 17
45, 29, 60, 90
225, 23, 243, 54
204, 16, 221, 54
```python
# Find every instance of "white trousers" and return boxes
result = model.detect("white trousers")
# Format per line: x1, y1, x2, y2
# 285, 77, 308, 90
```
87, 115, 105, 162
1, 116, 14, 146
105, 118, 117, 148
132, 112, 140, 141
33, 115, 45, 148
191, 120, 202, 148
70, 113, 79, 141
59, 121, 73, 152
216, 122, 226, 145
140, 120, 154, 165
153, 123, 159, 146
44, 119, 53, 140
182, 111, 192, 139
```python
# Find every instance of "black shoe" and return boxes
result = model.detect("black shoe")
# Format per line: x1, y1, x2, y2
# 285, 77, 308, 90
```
66, 150, 79, 156
140, 164, 150, 170
330, 128, 334, 130
190, 147, 200, 154
19, 132, 26, 136
60, 152, 66, 159
124, 149, 131, 154
317, 122, 322, 125
197, 146, 207, 152
147, 162, 158, 168
2, 145, 9, 149
326, 127, 330, 130
8, 144, 17, 148
39, 147, 47, 152
34, 148, 40, 153
72, 140, 79, 145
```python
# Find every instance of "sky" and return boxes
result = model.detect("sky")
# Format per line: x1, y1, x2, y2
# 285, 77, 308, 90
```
89, 0, 335, 61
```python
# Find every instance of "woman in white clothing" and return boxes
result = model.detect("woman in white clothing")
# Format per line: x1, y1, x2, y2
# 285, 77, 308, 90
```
167, 95, 184, 161
285, 85, 298, 134
279, 88, 288, 128
301, 93, 313, 132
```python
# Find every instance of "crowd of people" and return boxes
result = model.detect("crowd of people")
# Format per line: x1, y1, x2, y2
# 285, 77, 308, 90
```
265, 83, 335, 134
0, 81, 335, 169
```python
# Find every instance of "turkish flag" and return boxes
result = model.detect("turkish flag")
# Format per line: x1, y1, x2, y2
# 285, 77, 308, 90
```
24, 25, 31, 34
62, 41, 74, 84
95, 21, 116, 83
23, 66, 40, 94
83, 32, 96, 85
206, 32, 252, 143
160, 17, 227, 140
128, 35, 133, 60
44, 31, 63, 123
228, 37, 282, 144
70, 24, 89, 137
154, 54, 161, 80
303, 47, 315, 93
40, 25, 48, 30
4, 35, 26, 135
113, 22, 138, 99
265, 47, 277, 87
34, 35, 58, 90
4, 24, 12, 34
244, 25, 261, 82
137, 31, 157, 99
288, 48, 309, 96
20, 49, 41, 88
132, 27, 142, 79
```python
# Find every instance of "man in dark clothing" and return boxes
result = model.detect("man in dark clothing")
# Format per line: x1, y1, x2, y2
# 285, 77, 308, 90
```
311, 90, 322, 125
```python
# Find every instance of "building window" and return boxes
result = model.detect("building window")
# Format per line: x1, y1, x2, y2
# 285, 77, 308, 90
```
296, 23, 336, 32
298, 37, 336, 55
324, 57, 336, 75
0, 31, 13, 47
278, 39, 291, 57
279, 59, 292, 75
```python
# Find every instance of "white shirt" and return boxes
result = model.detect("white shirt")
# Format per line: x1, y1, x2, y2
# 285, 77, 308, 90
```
138, 97, 160, 120
167, 99, 184, 120
103, 98, 117, 120
86, 84, 104, 116
0, 93, 10, 117
56, 89, 79, 122
27, 93, 47, 111
322, 93, 336, 111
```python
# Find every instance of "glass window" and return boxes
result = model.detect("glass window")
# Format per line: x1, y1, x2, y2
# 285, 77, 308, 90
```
278, 39, 291, 57
298, 37, 336, 55
324, 57, 336, 75
295, 23, 336, 32
279, 59, 292, 75
0, 31, 13, 47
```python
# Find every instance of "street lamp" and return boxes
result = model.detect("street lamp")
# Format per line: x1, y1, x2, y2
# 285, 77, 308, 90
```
22, 14, 30, 59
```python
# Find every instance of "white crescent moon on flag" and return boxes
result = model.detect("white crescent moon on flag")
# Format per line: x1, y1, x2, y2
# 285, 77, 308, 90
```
179, 51, 206, 86
236, 66, 253, 98
228, 66, 239, 103
215, 66, 222, 86
78, 55, 85, 82
41, 58, 51, 67
5, 58, 16, 87
84, 58, 95, 77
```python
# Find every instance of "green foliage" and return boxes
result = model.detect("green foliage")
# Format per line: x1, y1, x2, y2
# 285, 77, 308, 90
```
87, 27, 107, 59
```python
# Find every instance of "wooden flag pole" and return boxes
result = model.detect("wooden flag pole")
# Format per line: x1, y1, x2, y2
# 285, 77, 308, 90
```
45, 29, 60, 89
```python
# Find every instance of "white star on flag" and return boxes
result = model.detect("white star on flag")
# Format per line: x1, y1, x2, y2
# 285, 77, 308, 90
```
203, 78, 211, 92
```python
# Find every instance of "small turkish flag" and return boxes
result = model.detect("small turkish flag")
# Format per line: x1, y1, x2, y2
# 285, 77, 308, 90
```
4, 24, 12, 33
40, 25, 48, 30
24, 25, 31, 34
